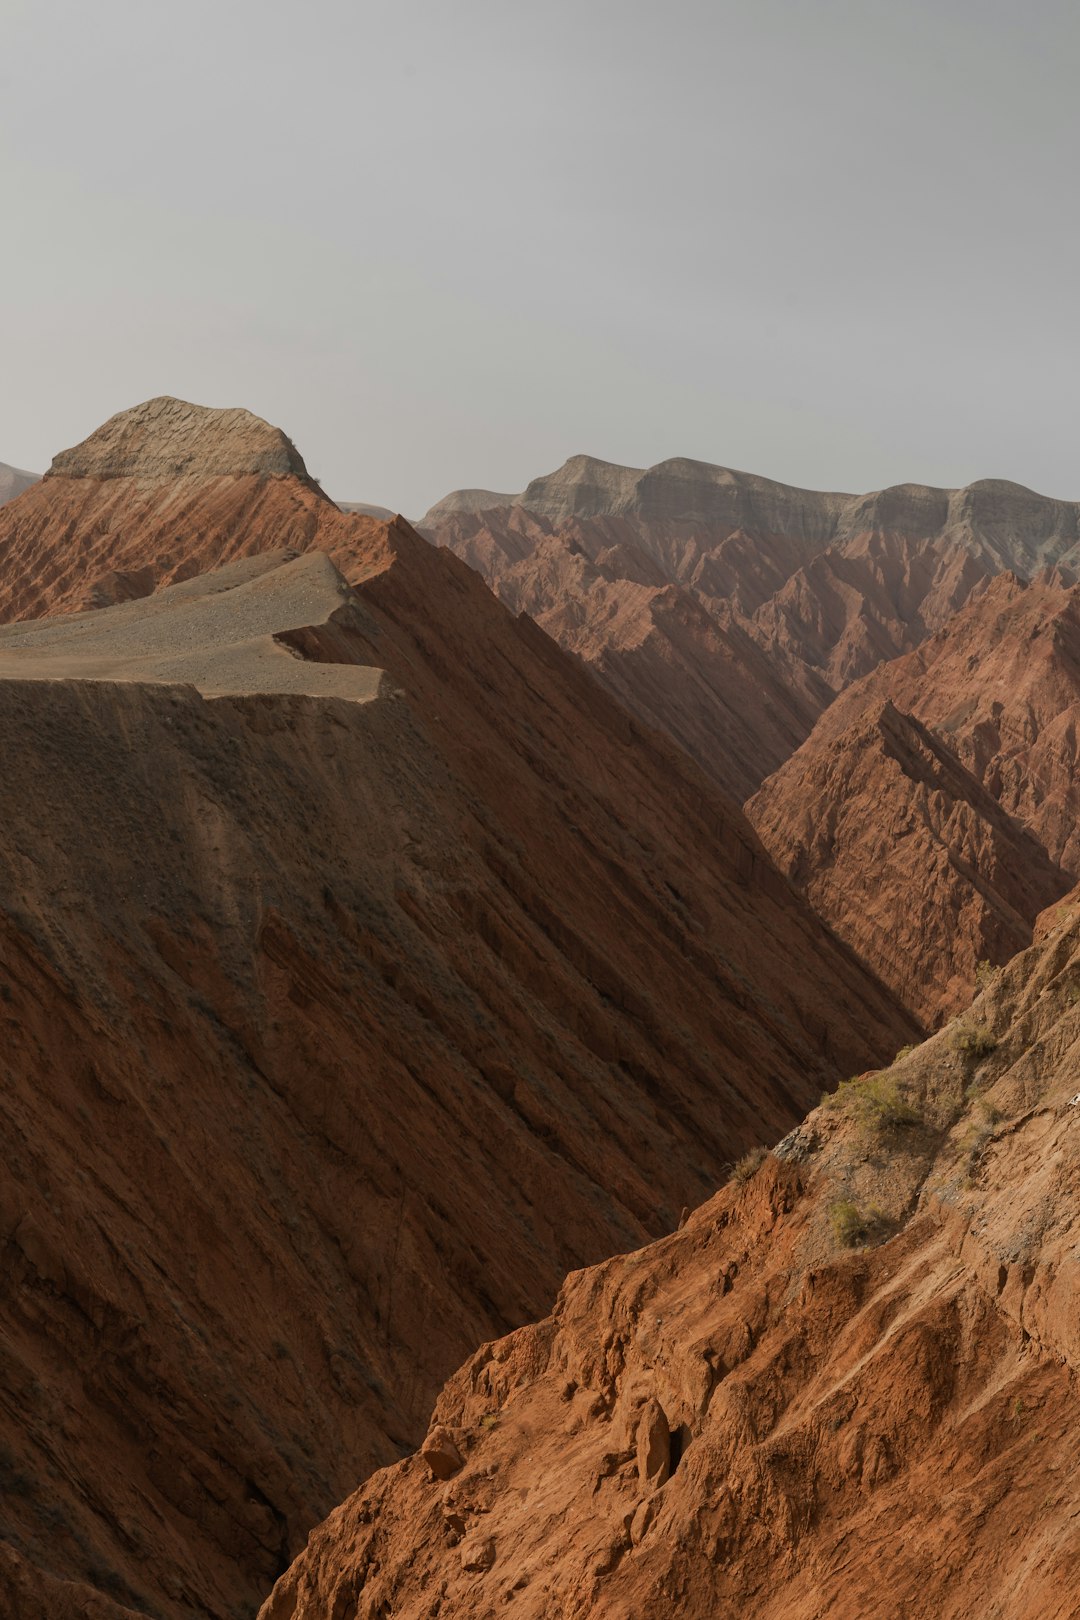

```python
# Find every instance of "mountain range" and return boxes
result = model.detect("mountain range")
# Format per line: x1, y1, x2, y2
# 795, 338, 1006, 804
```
2, 404, 1079, 1620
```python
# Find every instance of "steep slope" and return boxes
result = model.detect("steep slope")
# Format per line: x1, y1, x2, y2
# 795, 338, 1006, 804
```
0, 401, 914, 1620
747, 698, 1070, 1024
264, 913, 1080, 1620
424, 459, 1080, 791
836, 572, 1080, 872
749, 574, 1080, 1020
0, 461, 39, 505
430, 506, 822, 799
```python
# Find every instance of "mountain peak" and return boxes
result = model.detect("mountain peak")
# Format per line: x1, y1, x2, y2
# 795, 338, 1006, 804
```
46, 396, 315, 484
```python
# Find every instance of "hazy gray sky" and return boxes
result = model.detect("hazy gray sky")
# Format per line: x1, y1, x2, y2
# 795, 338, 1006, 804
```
2, 0, 1078, 513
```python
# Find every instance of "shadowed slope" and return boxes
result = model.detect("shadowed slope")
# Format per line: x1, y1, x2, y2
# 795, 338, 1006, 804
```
0, 402, 914, 1619
749, 574, 1080, 1020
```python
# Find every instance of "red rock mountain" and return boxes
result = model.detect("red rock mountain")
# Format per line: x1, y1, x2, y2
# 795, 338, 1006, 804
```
0, 401, 913, 1619
264, 913, 1080, 1620
749, 574, 1080, 1022
423, 458, 1080, 796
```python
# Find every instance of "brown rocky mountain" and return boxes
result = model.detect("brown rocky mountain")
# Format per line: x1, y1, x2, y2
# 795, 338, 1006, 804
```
749, 574, 1080, 1022
0, 461, 39, 505
263, 911, 1080, 1620
0, 401, 913, 1619
424, 458, 1080, 795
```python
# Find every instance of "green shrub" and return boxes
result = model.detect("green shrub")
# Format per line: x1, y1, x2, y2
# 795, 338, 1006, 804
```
959, 1098, 1003, 1177
950, 1023, 998, 1061
974, 959, 996, 990
730, 1146, 768, 1185
822, 1072, 921, 1137
828, 1199, 883, 1248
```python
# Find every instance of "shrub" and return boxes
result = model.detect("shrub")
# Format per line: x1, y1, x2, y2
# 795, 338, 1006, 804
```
950, 1023, 998, 1061
960, 1098, 1002, 1177
975, 959, 996, 990
822, 1072, 921, 1137
894, 1044, 915, 1063
730, 1146, 768, 1185
828, 1199, 884, 1248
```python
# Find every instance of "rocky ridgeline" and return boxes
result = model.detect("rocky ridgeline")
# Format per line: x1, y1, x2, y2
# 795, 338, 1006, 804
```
426, 454, 1080, 576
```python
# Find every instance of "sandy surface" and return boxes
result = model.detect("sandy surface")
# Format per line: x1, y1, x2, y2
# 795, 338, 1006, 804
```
0, 549, 386, 701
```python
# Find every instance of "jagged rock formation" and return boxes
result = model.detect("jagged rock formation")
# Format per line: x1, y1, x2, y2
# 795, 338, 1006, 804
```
827, 572, 1080, 873
748, 698, 1070, 1024
0, 461, 39, 505
749, 574, 1080, 1021
424, 458, 1080, 795
0, 401, 913, 1619
263, 915, 1080, 1620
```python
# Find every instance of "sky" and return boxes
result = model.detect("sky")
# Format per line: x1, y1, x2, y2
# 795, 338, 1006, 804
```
2, 0, 1078, 515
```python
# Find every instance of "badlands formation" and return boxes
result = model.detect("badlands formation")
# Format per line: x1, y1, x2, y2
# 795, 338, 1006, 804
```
0, 401, 908, 1620
2, 399, 1080, 1619
424, 458, 1080, 796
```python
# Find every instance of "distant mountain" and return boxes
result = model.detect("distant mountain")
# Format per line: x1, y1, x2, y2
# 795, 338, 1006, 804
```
0, 460, 39, 504
423, 457, 1080, 796
337, 499, 396, 519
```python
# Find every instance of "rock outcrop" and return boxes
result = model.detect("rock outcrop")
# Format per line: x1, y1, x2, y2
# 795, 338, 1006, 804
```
47, 396, 312, 482
0, 401, 913, 1618
263, 913, 1080, 1620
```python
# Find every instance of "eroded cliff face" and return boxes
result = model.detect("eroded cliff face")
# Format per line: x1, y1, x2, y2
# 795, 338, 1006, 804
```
0, 402, 914, 1618
263, 911, 1080, 1620
747, 698, 1072, 1025
748, 574, 1080, 1022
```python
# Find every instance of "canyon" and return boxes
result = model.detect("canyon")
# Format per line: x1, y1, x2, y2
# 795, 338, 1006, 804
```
0, 402, 910, 1620
266, 906, 1080, 1620
3, 401, 1079, 1619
